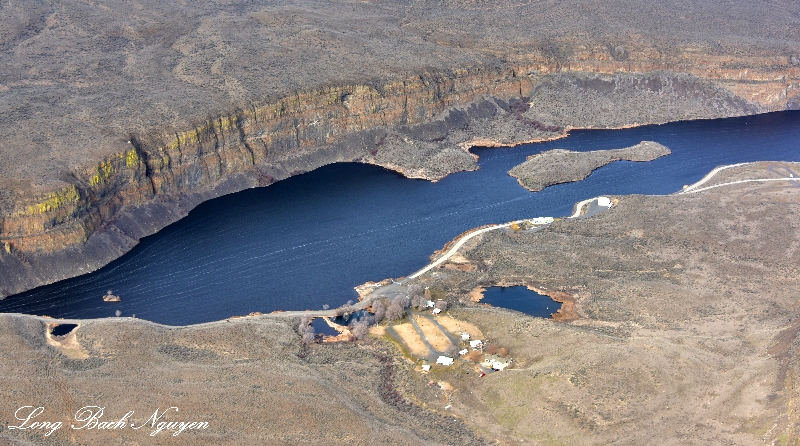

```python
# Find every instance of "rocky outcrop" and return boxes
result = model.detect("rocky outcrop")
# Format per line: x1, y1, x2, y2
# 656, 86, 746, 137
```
509, 141, 671, 192
0, 64, 789, 297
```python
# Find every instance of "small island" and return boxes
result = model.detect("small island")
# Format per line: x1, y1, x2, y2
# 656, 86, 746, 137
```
102, 290, 121, 302
508, 141, 671, 192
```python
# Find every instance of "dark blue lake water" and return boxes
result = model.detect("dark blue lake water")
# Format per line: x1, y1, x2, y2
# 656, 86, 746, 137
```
480, 287, 561, 318
2, 111, 799, 325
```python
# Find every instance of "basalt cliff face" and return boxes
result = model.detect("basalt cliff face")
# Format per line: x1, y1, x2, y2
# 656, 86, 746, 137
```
1, 0, 800, 297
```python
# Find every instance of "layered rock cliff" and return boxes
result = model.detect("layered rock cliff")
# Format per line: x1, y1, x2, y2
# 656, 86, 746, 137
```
1, 61, 797, 297
2, 0, 800, 297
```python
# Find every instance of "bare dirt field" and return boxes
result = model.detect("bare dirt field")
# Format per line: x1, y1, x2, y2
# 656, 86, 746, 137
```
414, 315, 454, 353
383, 322, 430, 359
433, 315, 484, 343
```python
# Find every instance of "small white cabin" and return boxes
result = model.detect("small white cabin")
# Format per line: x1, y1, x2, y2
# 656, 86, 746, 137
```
530, 217, 555, 225
436, 356, 454, 366
482, 355, 512, 371
597, 196, 612, 207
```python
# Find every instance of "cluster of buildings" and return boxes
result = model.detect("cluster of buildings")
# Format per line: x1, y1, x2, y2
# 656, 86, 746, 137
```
424, 332, 512, 372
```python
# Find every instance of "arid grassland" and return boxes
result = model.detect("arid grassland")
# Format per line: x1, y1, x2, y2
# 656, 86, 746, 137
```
1, 164, 798, 444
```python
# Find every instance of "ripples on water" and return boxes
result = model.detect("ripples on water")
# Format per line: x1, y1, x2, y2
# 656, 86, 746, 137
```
2, 111, 799, 324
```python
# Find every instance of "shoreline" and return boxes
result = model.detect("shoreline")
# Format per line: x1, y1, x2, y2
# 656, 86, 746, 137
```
2, 161, 796, 328
0, 108, 777, 298
2, 160, 798, 445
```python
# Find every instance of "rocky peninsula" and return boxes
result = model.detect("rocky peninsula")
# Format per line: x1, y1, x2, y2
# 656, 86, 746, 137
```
399, 162, 800, 444
2, 0, 800, 297
508, 141, 671, 192
1, 163, 798, 444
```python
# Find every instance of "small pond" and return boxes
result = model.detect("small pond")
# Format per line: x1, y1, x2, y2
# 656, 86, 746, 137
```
310, 310, 371, 336
480, 286, 561, 318
50, 323, 78, 337
310, 317, 339, 336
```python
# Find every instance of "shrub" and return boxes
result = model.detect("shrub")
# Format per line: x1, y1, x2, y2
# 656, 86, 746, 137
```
371, 300, 386, 323
434, 300, 448, 311
335, 303, 355, 317
298, 314, 312, 333
465, 350, 482, 362
392, 295, 411, 309
301, 327, 316, 344
444, 344, 459, 358
351, 320, 369, 340
407, 284, 423, 298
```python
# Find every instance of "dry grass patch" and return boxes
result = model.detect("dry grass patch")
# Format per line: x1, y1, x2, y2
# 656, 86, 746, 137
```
434, 315, 484, 341
414, 315, 453, 352
388, 322, 430, 358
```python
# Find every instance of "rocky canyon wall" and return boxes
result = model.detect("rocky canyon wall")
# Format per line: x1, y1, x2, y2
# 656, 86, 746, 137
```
1, 57, 798, 297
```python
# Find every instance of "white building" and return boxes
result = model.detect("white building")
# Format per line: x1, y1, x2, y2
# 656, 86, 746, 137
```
482, 355, 512, 371
597, 196, 612, 207
461, 332, 471, 341
469, 340, 483, 349
530, 217, 555, 225
436, 356, 454, 366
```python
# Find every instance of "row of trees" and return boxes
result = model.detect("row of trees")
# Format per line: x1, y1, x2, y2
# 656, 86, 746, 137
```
298, 286, 450, 345
298, 298, 381, 344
